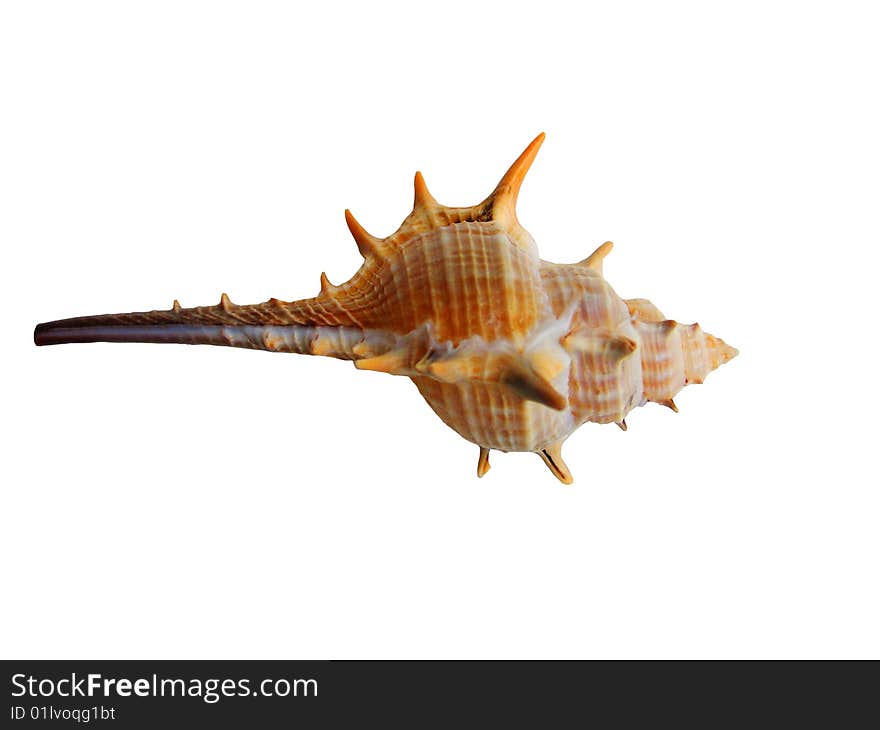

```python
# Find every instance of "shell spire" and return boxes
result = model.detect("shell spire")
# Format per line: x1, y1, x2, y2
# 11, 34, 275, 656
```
477, 447, 491, 478
413, 171, 438, 213
465, 132, 546, 257
538, 441, 573, 485
483, 131, 545, 225
319, 272, 337, 296
344, 208, 384, 259
580, 241, 614, 274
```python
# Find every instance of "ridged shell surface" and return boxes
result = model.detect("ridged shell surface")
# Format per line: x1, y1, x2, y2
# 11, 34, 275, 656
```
33, 134, 737, 483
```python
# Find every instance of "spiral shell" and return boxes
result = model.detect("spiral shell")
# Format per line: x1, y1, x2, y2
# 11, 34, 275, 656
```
34, 134, 737, 483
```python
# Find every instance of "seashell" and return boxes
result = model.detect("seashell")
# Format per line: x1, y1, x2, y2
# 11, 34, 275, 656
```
34, 134, 737, 483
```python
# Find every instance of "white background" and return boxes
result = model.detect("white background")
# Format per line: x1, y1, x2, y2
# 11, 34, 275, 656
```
1, 1, 877, 659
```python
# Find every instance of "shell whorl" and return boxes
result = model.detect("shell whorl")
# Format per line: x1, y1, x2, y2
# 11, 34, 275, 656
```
33, 134, 737, 484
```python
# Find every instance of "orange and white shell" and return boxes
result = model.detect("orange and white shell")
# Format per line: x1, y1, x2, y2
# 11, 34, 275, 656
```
34, 134, 737, 483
